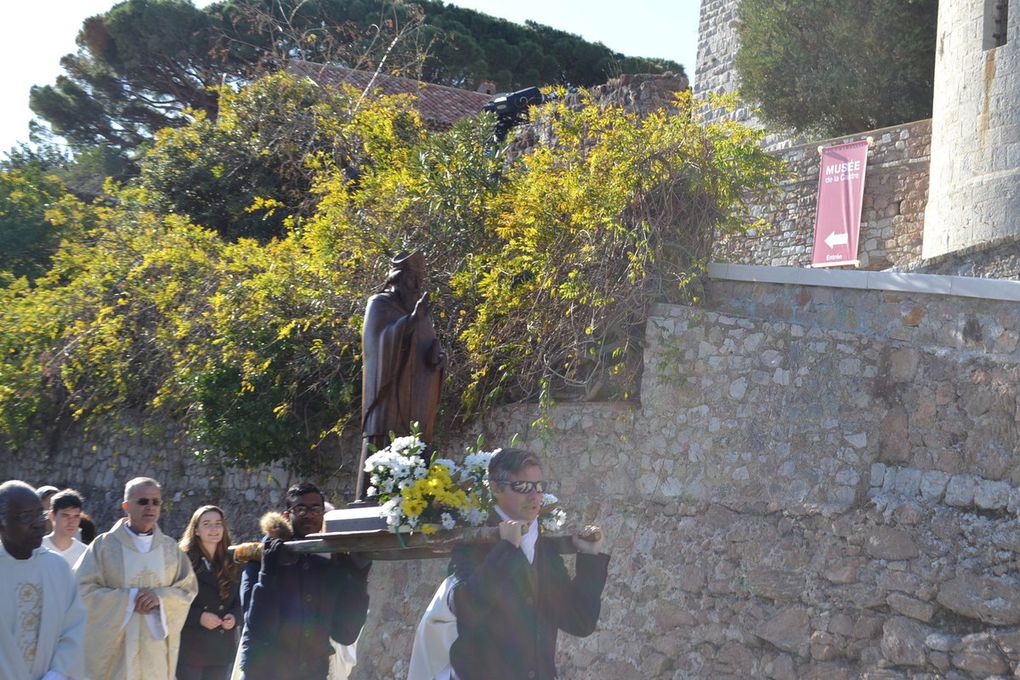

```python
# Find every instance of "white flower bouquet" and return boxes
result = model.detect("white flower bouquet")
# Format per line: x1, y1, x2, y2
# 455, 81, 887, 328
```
364, 432, 569, 537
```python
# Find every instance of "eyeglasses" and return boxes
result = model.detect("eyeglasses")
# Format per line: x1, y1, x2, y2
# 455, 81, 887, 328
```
133, 498, 162, 506
288, 504, 324, 517
496, 480, 553, 495
9, 510, 48, 525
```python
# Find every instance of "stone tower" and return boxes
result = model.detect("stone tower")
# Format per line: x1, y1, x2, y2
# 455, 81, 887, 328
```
694, 0, 793, 149
923, 0, 1019, 258
693, 0, 756, 125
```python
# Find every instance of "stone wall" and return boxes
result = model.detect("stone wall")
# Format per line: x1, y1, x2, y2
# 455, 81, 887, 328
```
693, 0, 747, 124
715, 120, 931, 272
0, 416, 362, 540
5, 273, 1020, 679
923, 0, 1020, 258
904, 233, 1020, 280
356, 275, 1020, 679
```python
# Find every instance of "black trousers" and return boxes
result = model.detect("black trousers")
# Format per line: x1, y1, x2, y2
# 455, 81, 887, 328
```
176, 664, 231, 680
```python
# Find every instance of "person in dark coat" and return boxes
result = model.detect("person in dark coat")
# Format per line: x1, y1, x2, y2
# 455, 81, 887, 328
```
448, 448, 610, 680
238, 482, 371, 680
77, 511, 97, 544
177, 505, 242, 680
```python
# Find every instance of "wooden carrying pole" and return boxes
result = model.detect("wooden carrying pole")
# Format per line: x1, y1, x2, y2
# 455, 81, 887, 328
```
229, 527, 579, 562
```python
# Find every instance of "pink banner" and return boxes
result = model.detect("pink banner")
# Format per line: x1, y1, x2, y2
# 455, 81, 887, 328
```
811, 140, 869, 268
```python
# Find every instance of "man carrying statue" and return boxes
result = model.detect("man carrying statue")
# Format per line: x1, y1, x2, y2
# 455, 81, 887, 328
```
356, 251, 447, 498
408, 448, 610, 680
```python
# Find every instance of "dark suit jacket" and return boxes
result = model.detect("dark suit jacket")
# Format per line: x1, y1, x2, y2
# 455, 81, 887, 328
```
177, 556, 242, 668
448, 522, 610, 680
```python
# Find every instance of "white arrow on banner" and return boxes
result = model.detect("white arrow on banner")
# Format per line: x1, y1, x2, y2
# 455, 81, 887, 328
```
824, 231, 849, 248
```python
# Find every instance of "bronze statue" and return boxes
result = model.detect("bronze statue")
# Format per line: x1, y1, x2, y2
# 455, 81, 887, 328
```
355, 252, 446, 498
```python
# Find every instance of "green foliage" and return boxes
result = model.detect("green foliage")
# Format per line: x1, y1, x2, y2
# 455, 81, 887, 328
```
29, 0, 683, 163
0, 74, 778, 475
735, 0, 937, 136
4, 142, 133, 202
0, 186, 365, 473
138, 72, 425, 240
412, 1, 684, 90
449, 91, 778, 411
0, 166, 70, 281
30, 0, 225, 153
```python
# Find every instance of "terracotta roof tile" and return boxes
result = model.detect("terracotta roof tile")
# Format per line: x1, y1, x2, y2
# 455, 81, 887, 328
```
288, 61, 491, 129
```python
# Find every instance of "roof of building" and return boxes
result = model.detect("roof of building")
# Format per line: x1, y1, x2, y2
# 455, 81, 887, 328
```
288, 60, 492, 129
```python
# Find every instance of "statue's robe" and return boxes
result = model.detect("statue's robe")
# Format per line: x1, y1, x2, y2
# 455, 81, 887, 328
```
0, 543, 86, 680
365, 289, 444, 444
75, 523, 197, 680
361, 290, 444, 444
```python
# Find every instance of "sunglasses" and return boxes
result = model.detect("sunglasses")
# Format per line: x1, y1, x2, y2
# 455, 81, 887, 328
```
288, 504, 325, 517
133, 498, 162, 506
497, 480, 551, 495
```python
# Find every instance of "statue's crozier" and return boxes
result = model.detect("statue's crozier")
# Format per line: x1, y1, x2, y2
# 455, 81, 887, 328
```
356, 252, 446, 498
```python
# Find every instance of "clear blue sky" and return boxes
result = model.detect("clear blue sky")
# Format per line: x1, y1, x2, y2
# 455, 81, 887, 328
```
0, 0, 700, 154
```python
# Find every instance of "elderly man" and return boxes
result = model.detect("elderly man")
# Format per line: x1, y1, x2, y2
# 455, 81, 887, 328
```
0, 480, 86, 680
447, 448, 610, 680
75, 477, 197, 680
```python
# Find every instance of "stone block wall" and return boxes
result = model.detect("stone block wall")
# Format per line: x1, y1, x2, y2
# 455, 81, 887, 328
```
694, 0, 747, 124
904, 233, 1020, 280
4, 273, 1020, 679
715, 120, 931, 272
355, 277, 1020, 679
923, 0, 1020, 258
0, 416, 362, 540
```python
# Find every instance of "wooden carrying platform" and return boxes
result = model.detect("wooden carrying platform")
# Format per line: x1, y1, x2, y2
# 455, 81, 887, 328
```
229, 526, 578, 562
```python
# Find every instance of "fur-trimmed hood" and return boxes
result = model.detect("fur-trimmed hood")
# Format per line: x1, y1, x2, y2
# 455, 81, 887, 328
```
259, 511, 293, 541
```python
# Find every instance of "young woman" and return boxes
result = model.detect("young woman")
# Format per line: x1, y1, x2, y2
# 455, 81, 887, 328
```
177, 505, 242, 680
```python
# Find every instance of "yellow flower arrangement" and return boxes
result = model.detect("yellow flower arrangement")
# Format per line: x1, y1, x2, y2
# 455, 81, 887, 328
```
364, 432, 566, 536
365, 432, 492, 534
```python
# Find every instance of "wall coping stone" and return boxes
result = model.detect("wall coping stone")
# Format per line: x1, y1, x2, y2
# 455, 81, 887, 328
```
707, 262, 1020, 302
778, 118, 932, 157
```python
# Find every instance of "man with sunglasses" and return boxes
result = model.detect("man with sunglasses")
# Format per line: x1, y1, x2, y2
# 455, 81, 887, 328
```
75, 477, 197, 680
446, 448, 609, 680
238, 482, 371, 680
0, 480, 86, 679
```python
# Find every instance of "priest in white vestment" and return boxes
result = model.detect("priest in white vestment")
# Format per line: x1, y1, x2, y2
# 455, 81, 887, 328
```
75, 477, 197, 680
0, 479, 87, 680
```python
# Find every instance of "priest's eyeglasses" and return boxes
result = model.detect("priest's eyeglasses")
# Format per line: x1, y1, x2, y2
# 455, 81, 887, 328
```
499, 480, 553, 495
289, 504, 325, 517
